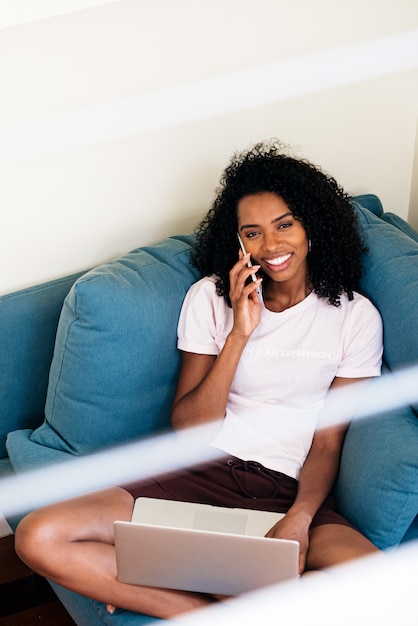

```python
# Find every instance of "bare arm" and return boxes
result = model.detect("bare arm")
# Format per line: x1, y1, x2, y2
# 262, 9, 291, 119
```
266, 377, 367, 572
171, 253, 263, 430
171, 341, 244, 429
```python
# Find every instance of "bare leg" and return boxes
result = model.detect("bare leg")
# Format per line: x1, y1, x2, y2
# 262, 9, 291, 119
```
15, 487, 215, 619
306, 523, 379, 571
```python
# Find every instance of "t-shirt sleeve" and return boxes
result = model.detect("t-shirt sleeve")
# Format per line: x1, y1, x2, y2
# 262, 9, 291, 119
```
337, 296, 383, 379
177, 278, 220, 355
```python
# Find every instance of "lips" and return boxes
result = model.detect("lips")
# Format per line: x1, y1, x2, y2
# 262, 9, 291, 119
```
263, 253, 292, 269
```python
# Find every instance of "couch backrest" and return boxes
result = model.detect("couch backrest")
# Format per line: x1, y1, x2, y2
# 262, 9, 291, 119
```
0, 272, 84, 458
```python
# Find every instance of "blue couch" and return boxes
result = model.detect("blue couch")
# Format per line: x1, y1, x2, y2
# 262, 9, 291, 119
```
1, 194, 418, 625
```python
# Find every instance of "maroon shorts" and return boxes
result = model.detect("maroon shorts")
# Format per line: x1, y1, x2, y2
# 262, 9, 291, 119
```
123, 455, 354, 531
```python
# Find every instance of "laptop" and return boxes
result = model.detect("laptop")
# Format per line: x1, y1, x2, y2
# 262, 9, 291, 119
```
113, 497, 299, 595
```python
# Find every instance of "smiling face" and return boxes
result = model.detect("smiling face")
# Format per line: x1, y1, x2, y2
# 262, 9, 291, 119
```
237, 192, 309, 290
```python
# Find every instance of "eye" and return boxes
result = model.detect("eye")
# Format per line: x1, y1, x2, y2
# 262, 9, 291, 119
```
277, 221, 292, 230
245, 231, 259, 239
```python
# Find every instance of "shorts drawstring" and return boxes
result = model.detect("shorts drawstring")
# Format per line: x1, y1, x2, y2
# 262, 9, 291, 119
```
226, 458, 280, 499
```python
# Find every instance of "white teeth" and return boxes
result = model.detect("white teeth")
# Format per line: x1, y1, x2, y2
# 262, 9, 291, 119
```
265, 254, 291, 266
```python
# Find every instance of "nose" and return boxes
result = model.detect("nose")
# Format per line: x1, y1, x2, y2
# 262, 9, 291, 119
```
263, 230, 281, 252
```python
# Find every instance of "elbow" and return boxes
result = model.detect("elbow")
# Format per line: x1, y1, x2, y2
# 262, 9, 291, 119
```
170, 402, 187, 431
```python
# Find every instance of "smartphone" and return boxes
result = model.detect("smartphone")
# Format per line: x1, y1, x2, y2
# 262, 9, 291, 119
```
237, 233, 263, 304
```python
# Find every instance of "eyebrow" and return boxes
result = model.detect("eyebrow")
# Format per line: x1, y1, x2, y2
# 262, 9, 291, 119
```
239, 212, 293, 231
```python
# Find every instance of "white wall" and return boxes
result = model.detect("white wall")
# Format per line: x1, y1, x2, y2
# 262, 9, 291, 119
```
1, 0, 418, 295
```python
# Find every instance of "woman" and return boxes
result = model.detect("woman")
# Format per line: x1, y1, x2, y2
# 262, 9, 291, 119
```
15, 141, 383, 620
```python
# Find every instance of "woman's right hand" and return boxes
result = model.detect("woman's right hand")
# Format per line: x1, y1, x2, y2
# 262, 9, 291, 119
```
229, 252, 263, 339
171, 253, 262, 430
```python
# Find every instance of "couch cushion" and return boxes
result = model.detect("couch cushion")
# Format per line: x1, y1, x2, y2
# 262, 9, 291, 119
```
7, 429, 73, 471
335, 404, 418, 549
48, 580, 163, 625
335, 203, 418, 549
28, 236, 199, 455
355, 204, 418, 379
0, 457, 13, 478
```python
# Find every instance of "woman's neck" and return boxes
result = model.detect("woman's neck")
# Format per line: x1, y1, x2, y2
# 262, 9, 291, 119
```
262, 279, 312, 313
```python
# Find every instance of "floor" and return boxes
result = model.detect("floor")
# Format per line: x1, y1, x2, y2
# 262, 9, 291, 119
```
0, 535, 76, 625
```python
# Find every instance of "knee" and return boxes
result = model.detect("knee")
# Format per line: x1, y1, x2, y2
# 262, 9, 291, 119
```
306, 524, 379, 571
15, 510, 58, 573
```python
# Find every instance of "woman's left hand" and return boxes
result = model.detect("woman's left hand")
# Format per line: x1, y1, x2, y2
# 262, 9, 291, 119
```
265, 510, 311, 575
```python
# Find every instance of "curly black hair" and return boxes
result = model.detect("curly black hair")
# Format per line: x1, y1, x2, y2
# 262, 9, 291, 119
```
191, 140, 367, 307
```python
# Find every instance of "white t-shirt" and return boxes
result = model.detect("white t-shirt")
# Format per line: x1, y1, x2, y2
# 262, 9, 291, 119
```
177, 276, 383, 479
